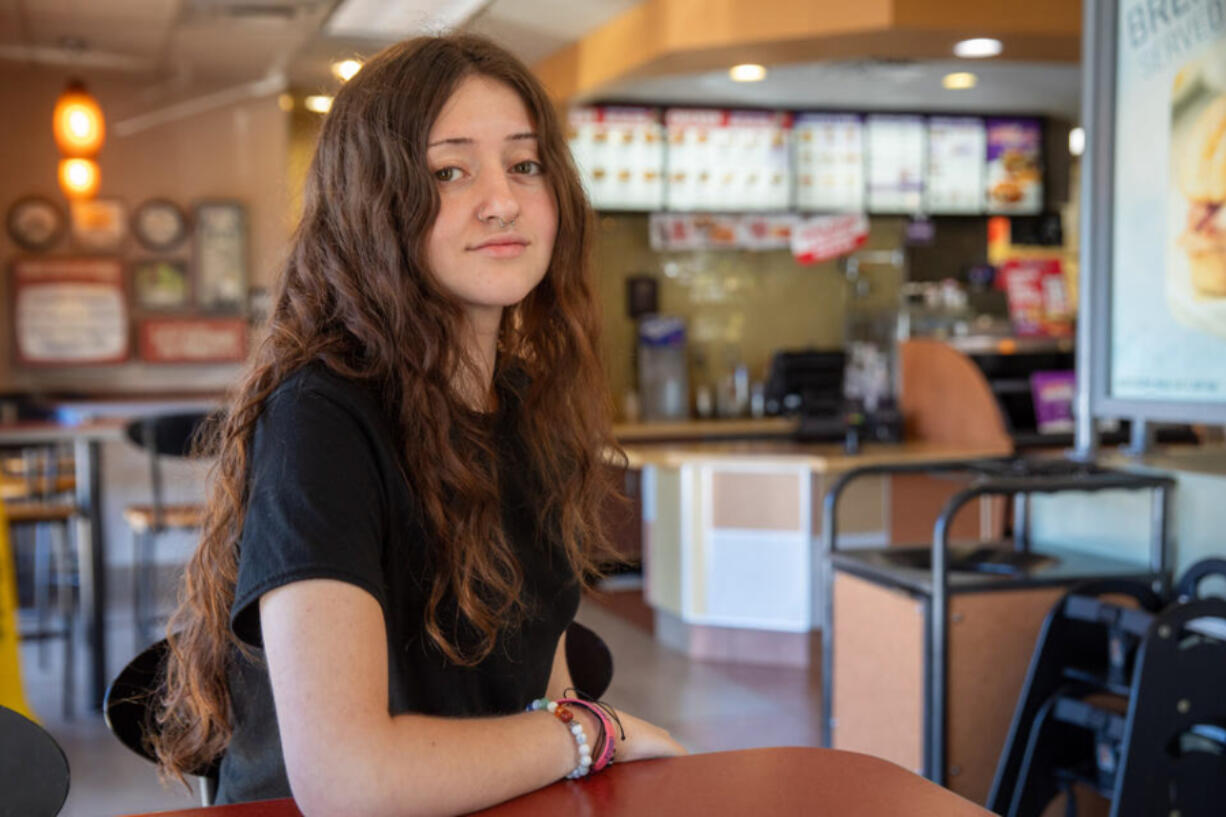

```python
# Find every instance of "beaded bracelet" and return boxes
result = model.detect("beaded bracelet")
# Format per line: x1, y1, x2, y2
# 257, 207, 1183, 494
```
557, 697, 617, 772
526, 698, 593, 779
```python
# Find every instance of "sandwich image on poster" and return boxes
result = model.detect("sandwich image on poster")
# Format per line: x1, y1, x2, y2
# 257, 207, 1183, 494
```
1168, 55, 1226, 338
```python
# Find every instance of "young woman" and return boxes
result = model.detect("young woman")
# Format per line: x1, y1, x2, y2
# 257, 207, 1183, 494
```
152, 34, 686, 815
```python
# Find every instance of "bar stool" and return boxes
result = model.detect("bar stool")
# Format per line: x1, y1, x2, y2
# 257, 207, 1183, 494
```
1, 443, 79, 719
122, 412, 212, 649
0, 704, 70, 817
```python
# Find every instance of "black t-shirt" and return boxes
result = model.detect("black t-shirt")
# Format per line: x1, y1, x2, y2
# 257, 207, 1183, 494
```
214, 362, 581, 805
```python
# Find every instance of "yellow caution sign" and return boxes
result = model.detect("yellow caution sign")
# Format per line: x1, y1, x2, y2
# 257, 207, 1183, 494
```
0, 501, 35, 720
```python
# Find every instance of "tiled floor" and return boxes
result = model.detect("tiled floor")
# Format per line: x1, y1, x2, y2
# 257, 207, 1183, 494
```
18, 589, 821, 817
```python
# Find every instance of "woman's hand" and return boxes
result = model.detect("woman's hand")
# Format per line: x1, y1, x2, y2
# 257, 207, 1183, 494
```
571, 707, 687, 764
614, 709, 688, 762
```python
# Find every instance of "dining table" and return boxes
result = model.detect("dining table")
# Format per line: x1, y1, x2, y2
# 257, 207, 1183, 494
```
0, 417, 128, 710
117, 747, 994, 817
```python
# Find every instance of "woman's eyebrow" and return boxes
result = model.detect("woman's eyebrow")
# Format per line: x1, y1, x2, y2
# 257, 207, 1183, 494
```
427, 131, 538, 148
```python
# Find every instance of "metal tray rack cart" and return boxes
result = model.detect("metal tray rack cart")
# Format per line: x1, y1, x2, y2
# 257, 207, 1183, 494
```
817, 457, 1175, 801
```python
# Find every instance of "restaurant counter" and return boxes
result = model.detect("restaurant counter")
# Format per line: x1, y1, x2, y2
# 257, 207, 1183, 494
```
616, 436, 1012, 667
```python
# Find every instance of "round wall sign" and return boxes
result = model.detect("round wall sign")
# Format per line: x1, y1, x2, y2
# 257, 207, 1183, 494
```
6, 196, 66, 252
132, 199, 188, 252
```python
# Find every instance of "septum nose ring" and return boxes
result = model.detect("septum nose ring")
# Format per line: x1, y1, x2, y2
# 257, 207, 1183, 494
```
485, 215, 516, 229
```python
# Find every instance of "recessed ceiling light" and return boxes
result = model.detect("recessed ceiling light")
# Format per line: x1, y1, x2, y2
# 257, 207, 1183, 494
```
729, 64, 767, 82
332, 59, 362, 82
953, 38, 1003, 58
1069, 126, 1085, 156
304, 95, 333, 114
942, 72, 978, 90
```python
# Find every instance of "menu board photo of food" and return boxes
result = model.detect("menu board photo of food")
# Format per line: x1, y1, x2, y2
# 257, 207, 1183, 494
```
793, 113, 865, 213
567, 106, 665, 211
865, 114, 925, 214
1112, 0, 1226, 403
664, 108, 791, 212
984, 118, 1043, 214
926, 116, 987, 214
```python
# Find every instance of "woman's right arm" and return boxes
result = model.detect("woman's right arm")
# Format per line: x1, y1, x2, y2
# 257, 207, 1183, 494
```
259, 578, 678, 817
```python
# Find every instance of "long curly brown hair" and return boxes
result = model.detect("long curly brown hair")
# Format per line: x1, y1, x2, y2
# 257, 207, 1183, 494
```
152, 33, 624, 782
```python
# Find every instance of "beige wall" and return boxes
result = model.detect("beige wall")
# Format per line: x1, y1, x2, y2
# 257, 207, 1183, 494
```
594, 214, 907, 417
0, 68, 290, 394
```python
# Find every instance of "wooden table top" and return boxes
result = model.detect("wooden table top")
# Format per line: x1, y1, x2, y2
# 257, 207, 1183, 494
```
118, 748, 993, 817
0, 417, 128, 445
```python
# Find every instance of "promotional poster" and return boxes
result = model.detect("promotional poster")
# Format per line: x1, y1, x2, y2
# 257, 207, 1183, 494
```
1111, 0, 1226, 402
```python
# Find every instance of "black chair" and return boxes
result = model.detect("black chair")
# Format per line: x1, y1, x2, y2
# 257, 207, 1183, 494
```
0, 704, 70, 817
122, 412, 213, 649
106, 620, 614, 806
565, 620, 613, 701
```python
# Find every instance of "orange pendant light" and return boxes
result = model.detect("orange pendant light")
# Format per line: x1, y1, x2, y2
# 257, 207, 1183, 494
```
53, 79, 104, 199
58, 157, 100, 199
53, 79, 105, 157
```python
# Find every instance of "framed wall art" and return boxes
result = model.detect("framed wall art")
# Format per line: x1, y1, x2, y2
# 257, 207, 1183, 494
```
138, 317, 248, 363
193, 200, 247, 312
10, 256, 129, 365
132, 198, 188, 252
6, 195, 66, 252
131, 259, 191, 310
70, 198, 126, 252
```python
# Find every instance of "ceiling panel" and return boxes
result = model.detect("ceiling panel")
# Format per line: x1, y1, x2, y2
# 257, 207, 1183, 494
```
460, 15, 569, 66
468, 0, 638, 43
593, 59, 1082, 120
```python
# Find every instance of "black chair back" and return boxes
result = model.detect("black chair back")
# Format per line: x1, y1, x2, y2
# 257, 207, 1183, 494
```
0, 704, 70, 817
123, 412, 214, 459
565, 620, 613, 701
103, 638, 221, 779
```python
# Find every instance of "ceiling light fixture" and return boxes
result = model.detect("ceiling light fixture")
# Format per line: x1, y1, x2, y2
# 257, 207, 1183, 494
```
953, 37, 1003, 58
333, 59, 362, 82
53, 80, 105, 157
942, 71, 978, 90
1069, 126, 1085, 157
304, 95, 333, 114
58, 158, 100, 199
729, 63, 767, 82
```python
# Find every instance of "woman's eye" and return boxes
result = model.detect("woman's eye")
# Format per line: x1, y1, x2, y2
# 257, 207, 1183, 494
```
434, 167, 461, 182
511, 160, 543, 176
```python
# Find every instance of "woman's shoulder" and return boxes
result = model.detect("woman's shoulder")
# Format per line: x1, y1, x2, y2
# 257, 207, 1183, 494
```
261, 361, 389, 440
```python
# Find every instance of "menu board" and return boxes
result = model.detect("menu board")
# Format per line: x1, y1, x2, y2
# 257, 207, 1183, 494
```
926, 117, 986, 214
11, 257, 129, 365
664, 108, 791, 212
793, 113, 865, 212
567, 106, 665, 211
866, 114, 925, 213
567, 105, 1044, 217
1108, 0, 1226, 405
984, 118, 1043, 214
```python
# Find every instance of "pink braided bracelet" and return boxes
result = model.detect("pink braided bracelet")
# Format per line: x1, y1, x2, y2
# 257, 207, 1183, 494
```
558, 698, 617, 771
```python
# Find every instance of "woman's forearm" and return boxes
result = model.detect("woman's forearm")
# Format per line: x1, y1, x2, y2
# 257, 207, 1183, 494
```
290, 707, 600, 817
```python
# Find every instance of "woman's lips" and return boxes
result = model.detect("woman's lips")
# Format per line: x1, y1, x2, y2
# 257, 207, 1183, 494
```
469, 237, 528, 258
